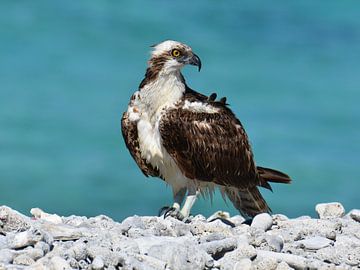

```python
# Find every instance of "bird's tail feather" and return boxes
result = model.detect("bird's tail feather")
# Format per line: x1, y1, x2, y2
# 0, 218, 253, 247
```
223, 186, 271, 217
257, 166, 292, 185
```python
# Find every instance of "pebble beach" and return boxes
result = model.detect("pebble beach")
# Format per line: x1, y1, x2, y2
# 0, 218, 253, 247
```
0, 202, 359, 270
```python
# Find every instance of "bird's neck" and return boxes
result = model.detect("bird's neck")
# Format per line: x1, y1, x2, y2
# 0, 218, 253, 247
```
139, 69, 185, 121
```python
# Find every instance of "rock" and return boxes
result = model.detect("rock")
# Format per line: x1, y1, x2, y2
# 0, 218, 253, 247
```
38, 222, 89, 241
0, 249, 14, 264
13, 254, 35, 266
234, 258, 252, 270
276, 261, 293, 270
251, 213, 273, 231
34, 242, 50, 255
257, 250, 307, 269
349, 209, 360, 222
30, 208, 62, 224
218, 243, 257, 269
254, 256, 278, 270
0, 205, 359, 270
199, 238, 237, 258
228, 215, 246, 227
265, 234, 284, 252
50, 256, 71, 270
92, 256, 104, 270
6, 228, 43, 249
148, 241, 207, 270
78, 259, 89, 269
316, 202, 345, 219
69, 241, 87, 260
0, 206, 31, 234
296, 236, 332, 250
21, 248, 44, 261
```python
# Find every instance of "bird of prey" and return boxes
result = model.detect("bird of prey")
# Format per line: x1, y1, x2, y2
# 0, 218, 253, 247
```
121, 40, 291, 220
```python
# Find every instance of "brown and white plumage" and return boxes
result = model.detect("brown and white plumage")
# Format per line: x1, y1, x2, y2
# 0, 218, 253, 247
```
121, 40, 291, 219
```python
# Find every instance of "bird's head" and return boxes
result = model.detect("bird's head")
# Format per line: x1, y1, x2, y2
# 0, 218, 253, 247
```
149, 40, 202, 73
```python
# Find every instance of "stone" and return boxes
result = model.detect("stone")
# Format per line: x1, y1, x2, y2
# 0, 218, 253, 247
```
92, 256, 105, 270
316, 202, 345, 219
218, 243, 257, 269
22, 248, 44, 261
199, 238, 237, 258
234, 258, 252, 270
276, 261, 293, 270
50, 256, 71, 270
0, 249, 14, 264
228, 215, 246, 227
0, 206, 31, 234
0, 205, 359, 270
265, 234, 284, 252
30, 208, 62, 224
13, 254, 35, 266
34, 242, 50, 255
148, 241, 207, 270
257, 250, 307, 269
251, 213, 273, 231
6, 228, 43, 249
296, 236, 332, 250
254, 256, 278, 270
349, 209, 360, 222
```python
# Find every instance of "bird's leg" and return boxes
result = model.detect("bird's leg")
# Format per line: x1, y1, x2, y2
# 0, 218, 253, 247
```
159, 187, 186, 218
179, 187, 200, 219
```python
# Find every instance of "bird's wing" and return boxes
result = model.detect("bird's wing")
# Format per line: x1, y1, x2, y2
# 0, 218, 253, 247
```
121, 95, 161, 178
159, 93, 258, 189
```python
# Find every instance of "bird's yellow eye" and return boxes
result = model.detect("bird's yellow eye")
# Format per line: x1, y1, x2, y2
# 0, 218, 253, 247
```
171, 49, 181, 57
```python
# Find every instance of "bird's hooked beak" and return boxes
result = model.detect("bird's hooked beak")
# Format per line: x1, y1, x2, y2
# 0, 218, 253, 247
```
189, 53, 202, 71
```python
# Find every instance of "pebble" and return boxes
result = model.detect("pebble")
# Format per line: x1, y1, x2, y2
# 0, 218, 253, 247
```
0, 249, 14, 264
276, 261, 293, 270
6, 229, 43, 249
234, 258, 252, 270
254, 256, 278, 270
349, 209, 360, 222
50, 256, 71, 270
92, 256, 105, 270
0, 205, 359, 270
316, 202, 345, 219
228, 215, 246, 226
265, 234, 284, 252
199, 238, 237, 258
13, 254, 35, 266
30, 208, 63, 224
296, 236, 332, 250
251, 213, 273, 231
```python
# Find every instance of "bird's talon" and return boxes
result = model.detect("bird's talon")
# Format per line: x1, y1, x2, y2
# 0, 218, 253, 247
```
158, 206, 172, 217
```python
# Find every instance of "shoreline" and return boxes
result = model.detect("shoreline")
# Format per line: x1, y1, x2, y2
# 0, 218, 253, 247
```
0, 203, 359, 269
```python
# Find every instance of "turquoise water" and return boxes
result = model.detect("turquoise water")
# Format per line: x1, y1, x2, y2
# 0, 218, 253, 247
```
1, 1, 359, 221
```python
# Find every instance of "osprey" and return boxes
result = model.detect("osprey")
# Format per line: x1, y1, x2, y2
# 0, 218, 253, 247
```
121, 40, 291, 220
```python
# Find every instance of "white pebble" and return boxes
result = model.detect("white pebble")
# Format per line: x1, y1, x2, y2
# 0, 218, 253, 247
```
276, 261, 293, 270
296, 236, 332, 250
0, 249, 14, 264
13, 254, 35, 266
31, 208, 63, 224
349, 209, 360, 222
50, 256, 71, 270
315, 202, 345, 219
92, 256, 105, 270
251, 213, 273, 231
234, 258, 252, 270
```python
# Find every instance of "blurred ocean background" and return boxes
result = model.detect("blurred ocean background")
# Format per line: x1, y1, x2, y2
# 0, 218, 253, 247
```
1, 1, 359, 221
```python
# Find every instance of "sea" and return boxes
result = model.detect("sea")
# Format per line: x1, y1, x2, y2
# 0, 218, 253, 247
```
1, 0, 359, 221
